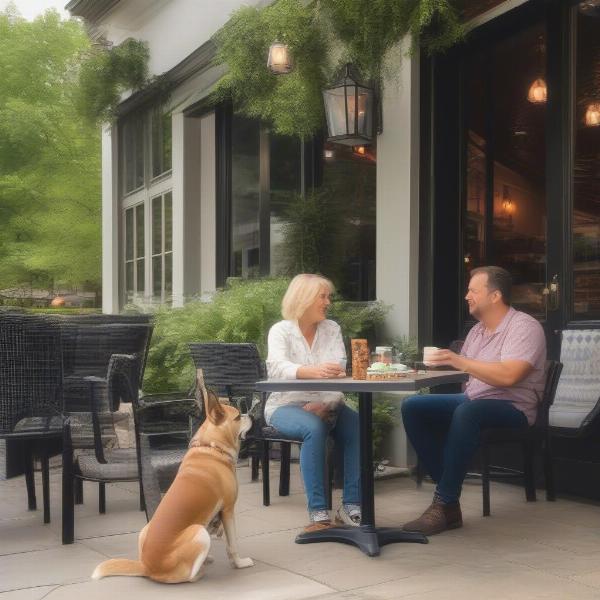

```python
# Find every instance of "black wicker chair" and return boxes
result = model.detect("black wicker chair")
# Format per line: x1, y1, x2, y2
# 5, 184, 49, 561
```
132, 392, 202, 520
61, 321, 153, 544
188, 342, 334, 508
480, 359, 563, 515
0, 314, 64, 524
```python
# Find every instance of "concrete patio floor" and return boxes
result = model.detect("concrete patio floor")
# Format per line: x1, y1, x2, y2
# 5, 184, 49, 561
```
2, 463, 600, 600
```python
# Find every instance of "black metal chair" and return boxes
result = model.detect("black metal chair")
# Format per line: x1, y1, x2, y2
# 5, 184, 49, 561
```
480, 360, 563, 516
188, 342, 329, 508
0, 313, 64, 524
61, 321, 153, 544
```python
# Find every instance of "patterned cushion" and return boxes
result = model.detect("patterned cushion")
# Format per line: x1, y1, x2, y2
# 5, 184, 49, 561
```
549, 330, 600, 429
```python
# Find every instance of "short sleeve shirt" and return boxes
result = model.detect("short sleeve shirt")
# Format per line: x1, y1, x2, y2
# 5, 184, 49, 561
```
461, 307, 547, 425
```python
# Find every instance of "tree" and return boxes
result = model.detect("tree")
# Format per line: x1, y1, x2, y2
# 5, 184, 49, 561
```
0, 5, 101, 297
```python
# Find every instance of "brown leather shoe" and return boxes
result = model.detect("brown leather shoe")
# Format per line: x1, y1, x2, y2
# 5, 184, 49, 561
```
402, 501, 462, 535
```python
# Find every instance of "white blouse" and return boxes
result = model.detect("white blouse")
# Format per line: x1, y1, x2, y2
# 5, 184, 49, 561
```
264, 319, 346, 424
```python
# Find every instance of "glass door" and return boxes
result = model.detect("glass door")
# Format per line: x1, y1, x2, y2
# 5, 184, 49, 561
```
570, 3, 600, 323
462, 20, 550, 324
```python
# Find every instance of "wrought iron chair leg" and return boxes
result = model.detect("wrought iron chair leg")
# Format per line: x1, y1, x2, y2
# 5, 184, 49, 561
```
99, 482, 106, 514
262, 440, 270, 506
62, 434, 75, 544
41, 447, 51, 524
482, 443, 491, 517
24, 445, 37, 511
279, 442, 291, 497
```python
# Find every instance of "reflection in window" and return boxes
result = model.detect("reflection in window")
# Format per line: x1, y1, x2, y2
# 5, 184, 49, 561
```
573, 6, 600, 319
124, 204, 145, 303
464, 51, 488, 283
121, 112, 145, 194
231, 115, 260, 278
151, 192, 173, 303
152, 108, 172, 178
463, 24, 548, 317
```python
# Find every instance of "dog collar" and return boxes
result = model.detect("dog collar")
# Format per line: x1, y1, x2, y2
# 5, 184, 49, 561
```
188, 440, 236, 466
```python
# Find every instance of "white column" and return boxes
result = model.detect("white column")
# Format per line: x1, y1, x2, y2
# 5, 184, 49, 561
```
375, 42, 421, 470
200, 112, 217, 295
102, 124, 120, 314
376, 42, 420, 339
171, 111, 185, 307
183, 115, 203, 298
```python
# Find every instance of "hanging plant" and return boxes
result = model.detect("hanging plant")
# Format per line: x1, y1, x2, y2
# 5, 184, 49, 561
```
213, 0, 329, 138
77, 38, 151, 123
213, 0, 465, 138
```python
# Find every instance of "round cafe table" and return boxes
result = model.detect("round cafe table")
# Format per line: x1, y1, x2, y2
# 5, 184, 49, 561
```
255, 370, 469, 557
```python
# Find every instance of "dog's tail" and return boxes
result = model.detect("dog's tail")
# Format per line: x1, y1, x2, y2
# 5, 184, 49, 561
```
92, 558, 147, 580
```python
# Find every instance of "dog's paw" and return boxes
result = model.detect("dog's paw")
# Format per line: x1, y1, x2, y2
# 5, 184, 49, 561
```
232, 556, 254, 569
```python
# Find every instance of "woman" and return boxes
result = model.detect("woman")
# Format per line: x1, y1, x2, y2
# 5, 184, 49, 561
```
266, 274, 361, 531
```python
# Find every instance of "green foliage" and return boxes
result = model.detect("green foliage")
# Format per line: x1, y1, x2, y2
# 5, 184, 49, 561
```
345, 395, 397, 461
392, 335, 420, 364
0, 8, 101, 293
142, 278, 388, 393
77, 38, 150, 123
213, 0, 328, 138
214, 0, 464, 137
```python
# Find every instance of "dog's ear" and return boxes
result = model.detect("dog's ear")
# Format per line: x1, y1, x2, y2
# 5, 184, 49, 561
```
196, 368, 225, 425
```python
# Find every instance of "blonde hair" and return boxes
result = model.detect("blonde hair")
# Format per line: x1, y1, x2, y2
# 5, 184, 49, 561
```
281, 274, 334, 321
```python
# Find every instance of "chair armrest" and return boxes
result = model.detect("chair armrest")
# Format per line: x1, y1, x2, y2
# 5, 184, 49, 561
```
83, 376, 109, 464
107, 353, 140, 410
135, 393, 201, 437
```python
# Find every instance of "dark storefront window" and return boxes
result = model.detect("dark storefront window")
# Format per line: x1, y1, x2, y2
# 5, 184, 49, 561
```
227, 114, 376, 300
463, 23, 548, 318
572, 5, 600, 319
121, 112, 145, 194
231, 116, 261, 278
151, 108, 172, 179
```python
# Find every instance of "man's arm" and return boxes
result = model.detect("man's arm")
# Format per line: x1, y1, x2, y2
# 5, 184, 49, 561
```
427, 350, 533, 388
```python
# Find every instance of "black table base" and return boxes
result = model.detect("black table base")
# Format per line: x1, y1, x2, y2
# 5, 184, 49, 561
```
295, 525, 428, 557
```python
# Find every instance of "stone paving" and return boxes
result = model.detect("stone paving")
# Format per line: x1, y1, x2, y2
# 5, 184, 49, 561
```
2, 463, 600, 599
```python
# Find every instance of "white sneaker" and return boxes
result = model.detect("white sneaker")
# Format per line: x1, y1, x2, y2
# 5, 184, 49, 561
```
305, 509, 332, 532
335, 503, 361, 527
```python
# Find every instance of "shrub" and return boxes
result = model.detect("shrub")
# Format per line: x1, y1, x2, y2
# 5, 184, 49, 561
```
142, 278, 389, 393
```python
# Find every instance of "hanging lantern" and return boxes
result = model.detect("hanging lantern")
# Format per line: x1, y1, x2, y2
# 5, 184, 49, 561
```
527, 78, 547, 104
585, 103, 600, 127
579, 0, 600, 17
323, 64, 374, 146
267, 41, 292, 75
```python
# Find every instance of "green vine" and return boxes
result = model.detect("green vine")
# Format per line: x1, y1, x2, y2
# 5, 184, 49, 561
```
77, 38, 151, 123
213, 0, 329, 138
213, 0, 465, 138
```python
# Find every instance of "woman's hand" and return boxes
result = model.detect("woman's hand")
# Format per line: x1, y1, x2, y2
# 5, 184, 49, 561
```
303, 402, 331, 419
297, 362, 345, 379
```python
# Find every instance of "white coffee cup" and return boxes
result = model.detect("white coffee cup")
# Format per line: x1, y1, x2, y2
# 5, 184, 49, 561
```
423, 346, 440, 367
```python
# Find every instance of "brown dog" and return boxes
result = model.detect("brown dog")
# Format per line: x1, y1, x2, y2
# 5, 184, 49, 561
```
92, 370, 254, 583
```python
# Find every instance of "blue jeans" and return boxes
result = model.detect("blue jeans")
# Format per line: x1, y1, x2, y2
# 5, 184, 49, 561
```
270, 404, 360, 512
401, 394, 528, 503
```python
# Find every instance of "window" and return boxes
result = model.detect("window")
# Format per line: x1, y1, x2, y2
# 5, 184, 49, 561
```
225, 113, 376, 300
120, 103, 173, 307
151, 192, 173, 302
572, 5, 600, 319
121, 112, 145, 194
152, 108, 172, 178
124, 204, 145, 303
462, 24, 548, 318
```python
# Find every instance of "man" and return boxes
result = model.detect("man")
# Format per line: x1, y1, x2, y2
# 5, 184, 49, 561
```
401, 266, 546, 535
